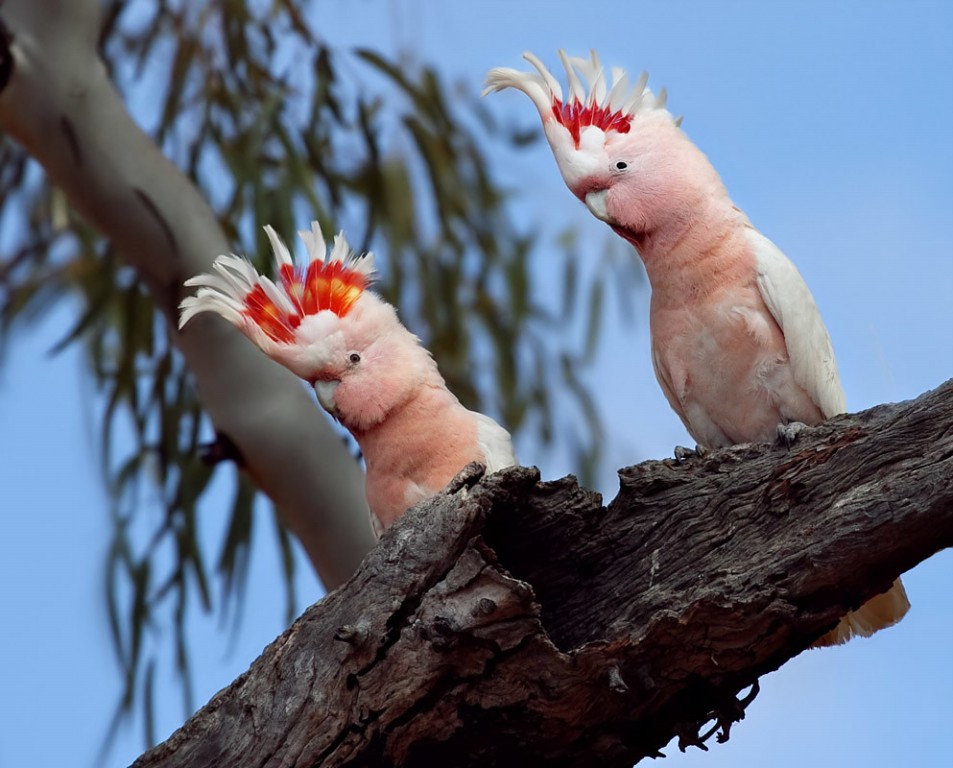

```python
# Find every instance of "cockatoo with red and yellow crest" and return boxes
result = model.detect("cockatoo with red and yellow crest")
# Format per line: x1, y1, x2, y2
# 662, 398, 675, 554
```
179, 222, 516, 537
485, 50, 908, 646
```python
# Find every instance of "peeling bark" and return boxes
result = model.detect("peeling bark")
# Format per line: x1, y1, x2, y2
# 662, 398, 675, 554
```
0, 0, 376, 586
131, 380, 953, 768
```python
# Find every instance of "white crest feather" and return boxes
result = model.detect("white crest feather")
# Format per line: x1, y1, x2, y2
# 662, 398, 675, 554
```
523, 51, 563, 101
296, 220, 328, 265
567, 50, 606, 105
179, 253, 267, 330
558, 49, 587, 105
264, 224, 292, 268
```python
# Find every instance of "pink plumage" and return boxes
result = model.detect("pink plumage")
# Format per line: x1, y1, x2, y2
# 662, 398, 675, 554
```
180, 222, 516, 536
487, 49, 908, 646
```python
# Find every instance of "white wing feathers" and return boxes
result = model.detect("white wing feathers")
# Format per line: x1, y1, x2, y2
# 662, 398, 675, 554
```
474, 413, 518, 473
750, 230, 846, 418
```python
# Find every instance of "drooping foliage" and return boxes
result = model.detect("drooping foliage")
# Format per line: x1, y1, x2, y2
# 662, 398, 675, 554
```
0, 0, 641, 744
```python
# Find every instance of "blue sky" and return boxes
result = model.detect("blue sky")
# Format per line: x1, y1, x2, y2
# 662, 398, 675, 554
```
1, 1, 951, 766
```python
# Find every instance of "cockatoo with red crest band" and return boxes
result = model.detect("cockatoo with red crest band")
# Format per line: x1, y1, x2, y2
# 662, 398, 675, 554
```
179, 222, 516, 537
485, 50, 908, 646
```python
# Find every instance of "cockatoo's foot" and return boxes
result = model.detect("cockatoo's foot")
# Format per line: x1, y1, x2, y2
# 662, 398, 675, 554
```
676, 680, 761, 753
674, 444, 707, 461
776, 421, 809, 447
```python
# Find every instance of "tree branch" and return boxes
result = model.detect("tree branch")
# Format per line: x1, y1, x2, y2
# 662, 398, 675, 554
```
130, 380, 953, 768
0, 0, 376, 586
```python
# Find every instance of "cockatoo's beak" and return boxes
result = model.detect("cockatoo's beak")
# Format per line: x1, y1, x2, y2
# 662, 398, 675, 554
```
585, 189, 612, 223
314, 379, 340, 414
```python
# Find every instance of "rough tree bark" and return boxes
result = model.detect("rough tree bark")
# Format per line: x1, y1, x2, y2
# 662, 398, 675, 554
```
131, 379, 953, 768
0, 0, 376, 588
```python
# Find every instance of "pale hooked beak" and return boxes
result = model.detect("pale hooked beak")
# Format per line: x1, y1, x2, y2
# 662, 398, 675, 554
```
584, 189, 613, 223
314, 379, 340, 414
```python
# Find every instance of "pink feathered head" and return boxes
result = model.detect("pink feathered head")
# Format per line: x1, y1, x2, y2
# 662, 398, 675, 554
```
484, 50, 678, 193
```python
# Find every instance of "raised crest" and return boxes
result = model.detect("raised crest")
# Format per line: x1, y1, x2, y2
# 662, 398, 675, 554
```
485, 49, 666, 147
179, 222, 376, 344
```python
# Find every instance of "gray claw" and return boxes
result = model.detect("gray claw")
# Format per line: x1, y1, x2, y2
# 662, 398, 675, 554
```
776, 421, 808, 447
674, 444, 707, 461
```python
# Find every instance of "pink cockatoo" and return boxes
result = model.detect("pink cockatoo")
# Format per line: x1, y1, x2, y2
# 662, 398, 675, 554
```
485, 50, 908, 646
179, 222, 516, 537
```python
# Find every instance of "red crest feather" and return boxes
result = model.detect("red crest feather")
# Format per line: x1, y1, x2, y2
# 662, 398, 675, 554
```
551, 98, 632, 147
243, 257, 371, 344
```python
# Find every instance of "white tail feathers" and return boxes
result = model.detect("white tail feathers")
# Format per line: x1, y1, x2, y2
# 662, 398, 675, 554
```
812, 578, 910, 648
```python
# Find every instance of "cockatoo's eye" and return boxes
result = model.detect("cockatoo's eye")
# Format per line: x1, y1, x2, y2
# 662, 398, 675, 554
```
348, 352, 362, 365
614, 161, 628, 171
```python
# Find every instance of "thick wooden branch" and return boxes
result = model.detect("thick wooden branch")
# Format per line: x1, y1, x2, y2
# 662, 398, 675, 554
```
0, 0, 375, 585
131, 380, 953, 768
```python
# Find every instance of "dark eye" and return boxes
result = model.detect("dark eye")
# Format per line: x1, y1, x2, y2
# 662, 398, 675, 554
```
615, 161, 628, 170
348, 352, 361, 365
